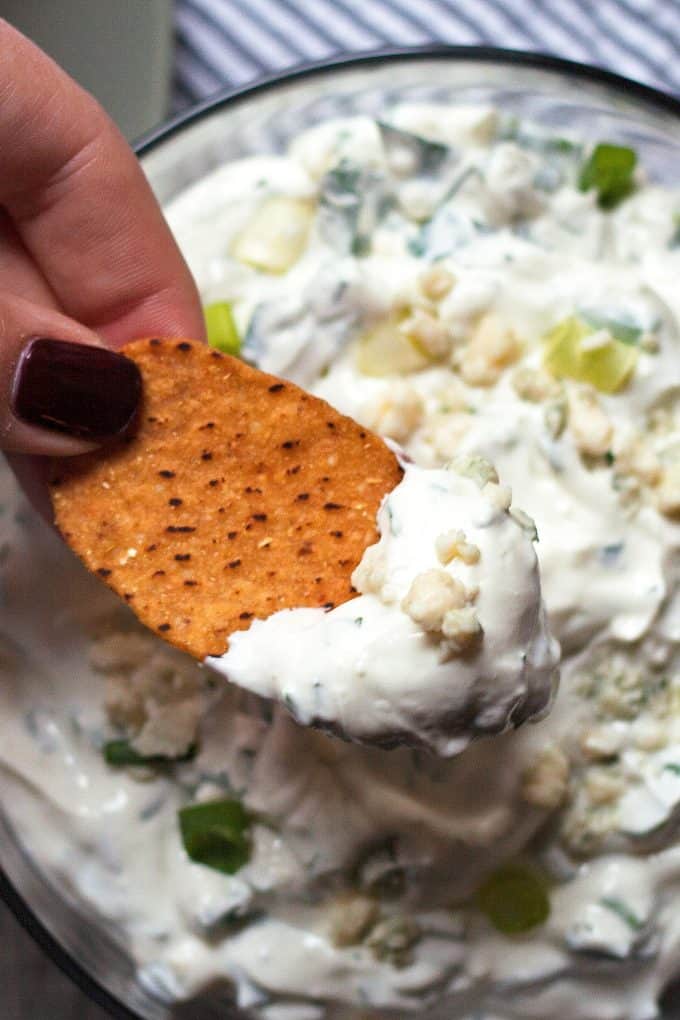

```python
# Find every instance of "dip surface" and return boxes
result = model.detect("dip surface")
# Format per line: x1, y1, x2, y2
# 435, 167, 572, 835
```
2, 103, 680, 1020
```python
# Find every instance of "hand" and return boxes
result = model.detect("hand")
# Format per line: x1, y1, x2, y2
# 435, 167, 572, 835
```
0, 20, 205, 474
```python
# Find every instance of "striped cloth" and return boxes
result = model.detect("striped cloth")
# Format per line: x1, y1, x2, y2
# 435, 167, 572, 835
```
173, 0, 680, 111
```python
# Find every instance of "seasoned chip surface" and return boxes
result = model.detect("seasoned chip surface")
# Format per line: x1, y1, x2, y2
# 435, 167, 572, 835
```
50, 338, 402, 659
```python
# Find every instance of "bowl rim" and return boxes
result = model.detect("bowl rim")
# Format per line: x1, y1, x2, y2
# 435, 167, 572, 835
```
136, 42, 680, 155
2, 41, 680, 1020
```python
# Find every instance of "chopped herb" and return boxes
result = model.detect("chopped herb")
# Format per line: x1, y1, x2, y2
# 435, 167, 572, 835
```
410, 177, 485, 260
407, 235, 426, 257
319, 159, 387, 254
600, 896, 643, 931
103, 739, 197, 767
670, 213, 680, 249
476, 864, 550, 935
385, 500, 401, 536
663, 763, 680, 776
600, 542, 624, 565
322, 160, 361, 199
351, 233, 371, 256
376, 120, 451, 176
204, 301, 241, 356
544, 136, 580, 154
580, 310, 642, 347
578, 143, 637, 210
604, 450, 615, 466
178, 798, 251, 875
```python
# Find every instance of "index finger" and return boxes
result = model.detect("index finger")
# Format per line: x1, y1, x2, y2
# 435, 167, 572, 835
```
0, 20, 205, 347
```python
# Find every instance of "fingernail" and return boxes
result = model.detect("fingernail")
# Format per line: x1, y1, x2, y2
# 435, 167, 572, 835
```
11, 338, 142, 439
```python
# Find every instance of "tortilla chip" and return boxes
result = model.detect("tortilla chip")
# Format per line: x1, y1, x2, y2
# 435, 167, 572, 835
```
50, 338, 402, 659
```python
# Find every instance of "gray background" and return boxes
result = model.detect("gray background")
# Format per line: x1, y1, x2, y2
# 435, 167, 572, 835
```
1, 908, 107, 1020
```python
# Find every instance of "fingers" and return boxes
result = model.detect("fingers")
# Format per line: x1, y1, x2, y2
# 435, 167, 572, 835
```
0, 209, 58, 307
0, 290, 141, 456
0, 20, 206, 348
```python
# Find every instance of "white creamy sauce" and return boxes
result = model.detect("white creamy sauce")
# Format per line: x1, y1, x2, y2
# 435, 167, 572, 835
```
2, 103, 680, 1019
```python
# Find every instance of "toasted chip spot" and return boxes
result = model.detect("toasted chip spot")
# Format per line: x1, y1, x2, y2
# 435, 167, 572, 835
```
50, 338, 402, 659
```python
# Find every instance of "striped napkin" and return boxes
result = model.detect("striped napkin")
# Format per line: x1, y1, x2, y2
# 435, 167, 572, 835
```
173, 0, 680, 109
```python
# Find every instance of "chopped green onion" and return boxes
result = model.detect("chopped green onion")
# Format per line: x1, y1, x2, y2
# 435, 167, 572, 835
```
204, 301, 241, 355
376, 120, 451, 176
545, 137, 579, 154
476, 864, 550, 935
178, 798, 251, 875
580, 310, 642, 347
578, 143, 637, 210
600, 896, 643, 931
103, 739, 196, 767
670, 213, 680, 249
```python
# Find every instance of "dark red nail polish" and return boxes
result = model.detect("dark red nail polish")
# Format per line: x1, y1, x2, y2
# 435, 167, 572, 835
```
11, 338, 142, 440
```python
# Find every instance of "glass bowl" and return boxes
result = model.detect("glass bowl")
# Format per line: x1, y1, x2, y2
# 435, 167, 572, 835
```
2, 45, 680, 1020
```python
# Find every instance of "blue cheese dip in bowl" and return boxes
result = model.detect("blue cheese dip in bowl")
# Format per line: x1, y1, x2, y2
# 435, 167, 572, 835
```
2, 47, 680, 1020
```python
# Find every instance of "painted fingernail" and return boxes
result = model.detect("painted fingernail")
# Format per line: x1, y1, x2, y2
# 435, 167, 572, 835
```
11, 338, 142, 439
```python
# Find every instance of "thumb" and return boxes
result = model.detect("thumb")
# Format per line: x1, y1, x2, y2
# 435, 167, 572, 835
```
1, 291, 141, 456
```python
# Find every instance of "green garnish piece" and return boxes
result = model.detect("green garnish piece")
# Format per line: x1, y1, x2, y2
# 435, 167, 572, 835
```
204, 301, 241, 355
578, 143, 637, 210
600, 896, 643, 931
376, 120, 450, 176
670, 213, 680, 249
103, 739, 196, 767
542, 316, 638, 394
476, 864, 550, 935
547, 137, 579, 154
178, 798, 251, 875
580, 310, 642, 346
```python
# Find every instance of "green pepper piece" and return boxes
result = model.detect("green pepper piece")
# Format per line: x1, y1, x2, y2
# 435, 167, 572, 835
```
178, 798, 251, 875
204, 301, 241, 355
103, 739, 196, 767
578, 143, 637, 210
476, 864, 550, 935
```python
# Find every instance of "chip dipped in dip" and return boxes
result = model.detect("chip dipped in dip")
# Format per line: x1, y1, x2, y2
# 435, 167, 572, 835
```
213, 458, 557, 755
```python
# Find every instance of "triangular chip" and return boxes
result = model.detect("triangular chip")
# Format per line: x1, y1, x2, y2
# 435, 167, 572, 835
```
50, 338, 402, 659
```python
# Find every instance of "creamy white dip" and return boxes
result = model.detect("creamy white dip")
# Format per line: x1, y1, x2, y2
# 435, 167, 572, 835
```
2, 102, 680, 1020
212, 461, 557, 755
